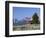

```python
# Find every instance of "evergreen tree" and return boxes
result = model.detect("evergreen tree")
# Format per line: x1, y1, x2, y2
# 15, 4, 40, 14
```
32, 13, 40, 24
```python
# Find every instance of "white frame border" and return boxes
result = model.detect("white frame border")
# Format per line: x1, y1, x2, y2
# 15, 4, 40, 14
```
9, 3, 43, 35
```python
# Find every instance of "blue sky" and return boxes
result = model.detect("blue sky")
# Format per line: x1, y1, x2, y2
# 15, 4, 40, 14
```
13, 7, 40, 20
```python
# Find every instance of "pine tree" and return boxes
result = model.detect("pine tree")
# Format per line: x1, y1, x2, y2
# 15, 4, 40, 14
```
32, 13, 40, 24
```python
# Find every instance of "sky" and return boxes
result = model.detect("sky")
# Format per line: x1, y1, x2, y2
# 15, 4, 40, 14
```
13, 7, 40, 20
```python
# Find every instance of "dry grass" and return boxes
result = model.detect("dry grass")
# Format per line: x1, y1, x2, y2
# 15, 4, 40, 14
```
13, 24, 40, 31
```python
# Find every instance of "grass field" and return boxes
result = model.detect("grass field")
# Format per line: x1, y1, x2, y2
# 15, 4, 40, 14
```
13, 24, 40, 31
